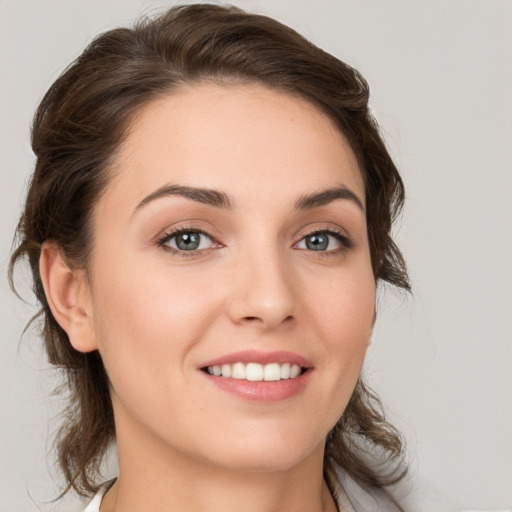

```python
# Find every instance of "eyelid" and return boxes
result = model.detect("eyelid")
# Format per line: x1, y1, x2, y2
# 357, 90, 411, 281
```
294, 224, 354, 252
158, 228, 210, 246
156, 224, 222, 256
153, 221, 353, 256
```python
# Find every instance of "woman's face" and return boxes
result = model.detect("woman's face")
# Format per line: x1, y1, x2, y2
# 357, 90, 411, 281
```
85, 83, 375, 473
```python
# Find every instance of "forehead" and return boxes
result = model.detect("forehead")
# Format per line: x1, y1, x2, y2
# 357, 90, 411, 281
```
103, 83, 364, 212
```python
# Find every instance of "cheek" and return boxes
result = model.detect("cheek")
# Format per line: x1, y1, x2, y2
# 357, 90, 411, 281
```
306, 260, 375, 383
89, 258, 223, 397
310, 262, 375, 340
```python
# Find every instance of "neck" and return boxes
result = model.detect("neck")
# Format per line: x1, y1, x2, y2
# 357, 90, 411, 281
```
101, 420, 338, 512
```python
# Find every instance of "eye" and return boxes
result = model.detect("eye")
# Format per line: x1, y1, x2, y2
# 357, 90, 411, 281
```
295, 230, 351, 252
159, 229, 215, 252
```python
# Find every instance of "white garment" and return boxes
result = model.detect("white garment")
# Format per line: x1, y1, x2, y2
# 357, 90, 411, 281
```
84, 480, 116, 512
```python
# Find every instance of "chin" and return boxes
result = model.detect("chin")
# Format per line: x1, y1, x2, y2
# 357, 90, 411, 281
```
193, 424, 325, 473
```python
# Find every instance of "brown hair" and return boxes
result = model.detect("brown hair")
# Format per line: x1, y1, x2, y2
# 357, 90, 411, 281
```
9, 3, 409, 502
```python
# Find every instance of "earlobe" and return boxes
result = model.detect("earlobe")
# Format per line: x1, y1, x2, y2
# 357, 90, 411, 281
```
39, 243, 98, 353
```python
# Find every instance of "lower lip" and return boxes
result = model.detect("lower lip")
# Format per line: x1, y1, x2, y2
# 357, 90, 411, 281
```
200, 370, 312, 402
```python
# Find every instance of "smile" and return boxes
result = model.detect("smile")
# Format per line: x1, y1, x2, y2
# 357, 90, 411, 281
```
199, 350, 313, 401
204, 362, 304, 381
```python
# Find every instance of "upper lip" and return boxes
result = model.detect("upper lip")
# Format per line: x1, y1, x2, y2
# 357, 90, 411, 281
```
200, 350, 313, 369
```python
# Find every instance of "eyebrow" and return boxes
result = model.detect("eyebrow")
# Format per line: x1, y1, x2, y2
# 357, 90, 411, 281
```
133, 184, 232, 214
133, 183, 363, 217
294, 186, 365, 212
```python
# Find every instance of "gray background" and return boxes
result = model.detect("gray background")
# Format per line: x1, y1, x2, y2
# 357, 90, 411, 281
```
1, 1, 511, 511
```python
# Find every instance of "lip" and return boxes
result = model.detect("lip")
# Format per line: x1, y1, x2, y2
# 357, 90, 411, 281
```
198, 350, 314, 402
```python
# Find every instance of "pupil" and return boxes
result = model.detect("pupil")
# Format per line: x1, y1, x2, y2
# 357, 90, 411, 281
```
306, 234, 328, 251
177, 232, 200, 250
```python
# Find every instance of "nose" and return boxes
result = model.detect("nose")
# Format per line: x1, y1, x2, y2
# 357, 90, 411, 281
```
226, 247, 296, 331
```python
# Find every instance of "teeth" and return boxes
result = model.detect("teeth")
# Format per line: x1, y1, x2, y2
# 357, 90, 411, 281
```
246, 362, 264, 381
263, 363, 281, 381
280, 363, 291, 379
221, 364, 231, 378
206, 362, 304, 381
232, 362, 245, 379
290, 364, 301, 378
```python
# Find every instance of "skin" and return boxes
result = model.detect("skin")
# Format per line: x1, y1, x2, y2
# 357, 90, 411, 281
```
40, 83, 376, 512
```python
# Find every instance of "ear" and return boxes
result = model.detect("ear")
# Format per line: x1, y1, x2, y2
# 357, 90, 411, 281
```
39, 242, 98, 353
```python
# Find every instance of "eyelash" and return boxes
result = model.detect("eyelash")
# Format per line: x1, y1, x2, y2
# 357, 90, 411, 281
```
157, 226, 218, 257
156, 226, 354, 257
298, 228, 354, 253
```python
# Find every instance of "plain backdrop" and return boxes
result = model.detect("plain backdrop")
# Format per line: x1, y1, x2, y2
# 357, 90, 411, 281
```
1, 1, 511, 511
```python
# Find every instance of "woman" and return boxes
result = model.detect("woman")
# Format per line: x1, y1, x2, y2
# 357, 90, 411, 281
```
10, 4, 412, 511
